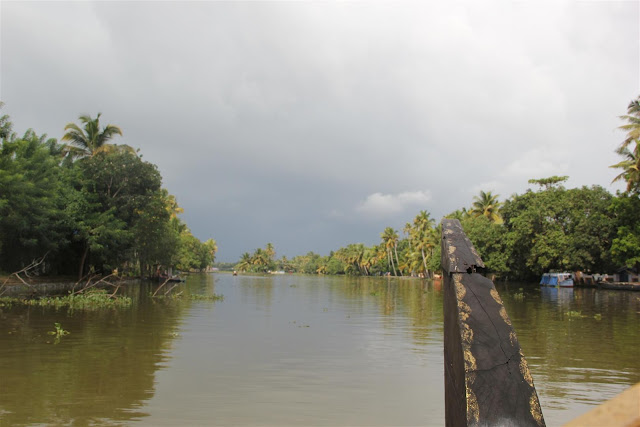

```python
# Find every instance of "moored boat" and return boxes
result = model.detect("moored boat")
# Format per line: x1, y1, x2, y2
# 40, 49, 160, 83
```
597, 281, 640, 291
540, 272, 574, 287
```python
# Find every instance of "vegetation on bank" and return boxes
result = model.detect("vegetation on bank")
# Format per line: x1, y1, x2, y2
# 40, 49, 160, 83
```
234, 95, 640, 281
0, 289, 132, 310
0, 106, 216, 279
3, 96, 639, 282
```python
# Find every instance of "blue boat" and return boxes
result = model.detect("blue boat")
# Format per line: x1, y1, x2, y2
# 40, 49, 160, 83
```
540, 272, 574, 287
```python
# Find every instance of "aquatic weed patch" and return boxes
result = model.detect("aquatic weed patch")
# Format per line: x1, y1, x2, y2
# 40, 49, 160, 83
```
0, 289, 132, 310
190, 294, 224, 301
48, 322, 70, 344
565, 310, 586, 319
150, 292, 223, 302
513, 288, 525, 301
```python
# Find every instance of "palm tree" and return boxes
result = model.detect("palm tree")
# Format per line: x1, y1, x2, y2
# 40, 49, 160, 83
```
236, 252, 252, 272
164, 191, 184, 219
470, 191, 503, 223
360, 248, 372, 276
403, 222, 414, 249
316, 263, 328, 275
399, 250, 422, 277
412, 211, 436, 276
612, 96, 640, 194
62, 113, 131, 160
252, 248, 270, 272
278, 255, 291, 272
617, 96, 640, 153
381, 227, 401, 276
611, 147, 640, 193
265, 243, 276, 261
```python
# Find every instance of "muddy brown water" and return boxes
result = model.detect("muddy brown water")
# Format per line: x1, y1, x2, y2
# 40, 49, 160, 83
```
0, 274, 638, 426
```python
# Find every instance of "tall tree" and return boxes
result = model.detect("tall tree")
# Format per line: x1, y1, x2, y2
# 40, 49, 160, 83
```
0, 129, 67, 271
470, 191, 503, 223
610, 147, 640, 194
0, 102, 12, 139
617, 96, 640, 153
413, 210, 436, 276
62, 113, 131, 160
381, 227, 400, 276
528, 176, 569, 191
501, 184, 615, 279
611, 96, 640, 194
265, 243, 276, 263
236, 253, 252, 272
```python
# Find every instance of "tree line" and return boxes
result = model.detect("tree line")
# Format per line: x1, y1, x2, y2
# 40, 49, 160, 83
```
235, 95, 640, 280
0, 107, 217, 278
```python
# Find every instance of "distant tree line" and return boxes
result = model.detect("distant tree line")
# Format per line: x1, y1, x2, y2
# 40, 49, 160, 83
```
0, 107, 216, 278
235, 95, 640, 280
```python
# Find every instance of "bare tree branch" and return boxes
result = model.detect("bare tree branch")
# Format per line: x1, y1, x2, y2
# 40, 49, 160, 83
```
152, 277, 172, 297
0, 252, 49, 296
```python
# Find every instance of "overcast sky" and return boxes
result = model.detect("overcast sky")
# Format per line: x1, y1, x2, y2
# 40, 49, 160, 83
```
1, 1, 639, 261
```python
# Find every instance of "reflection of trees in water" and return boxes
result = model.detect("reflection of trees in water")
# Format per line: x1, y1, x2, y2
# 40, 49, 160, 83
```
325, 276, 444, 347
498, 284, 640, 394
237, 275, 274, 311
0, 284, 188, 426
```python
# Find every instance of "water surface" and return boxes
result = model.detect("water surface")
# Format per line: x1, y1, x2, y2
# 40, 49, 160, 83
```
0, 274, 638, 426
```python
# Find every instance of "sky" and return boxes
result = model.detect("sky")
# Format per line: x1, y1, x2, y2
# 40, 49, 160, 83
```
1, 1, 639, 262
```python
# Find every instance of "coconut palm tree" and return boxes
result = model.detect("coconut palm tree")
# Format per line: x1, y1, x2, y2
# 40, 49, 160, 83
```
411, 211, 436, 276
265, 243, 276, 262
611, 147, 640, 193
612, 96, 640, 193
62, 113, 132, 160
361, 247, 378, 276
617, 97, 640, 153
381, 227, 401, 276
164, 192, 184, 219
278, 255, 291, 272
403, 222, 414, 249
236, 253, 252, 272
252, 248, 266, 270
470, 191, 503, 223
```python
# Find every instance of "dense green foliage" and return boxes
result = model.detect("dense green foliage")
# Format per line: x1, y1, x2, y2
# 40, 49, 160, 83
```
500, 184, 616, 279
0, 110, 216, 277
236, 211, 440, 278
235, 182, 632, 281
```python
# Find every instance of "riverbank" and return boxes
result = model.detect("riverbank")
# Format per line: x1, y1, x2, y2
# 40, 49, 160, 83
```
0, 276, 140, 298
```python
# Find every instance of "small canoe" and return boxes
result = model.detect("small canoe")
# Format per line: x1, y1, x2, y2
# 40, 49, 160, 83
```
597, 281, 640, 291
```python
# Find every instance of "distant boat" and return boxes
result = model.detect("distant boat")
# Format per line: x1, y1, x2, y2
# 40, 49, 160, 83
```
540, 272, 574, 287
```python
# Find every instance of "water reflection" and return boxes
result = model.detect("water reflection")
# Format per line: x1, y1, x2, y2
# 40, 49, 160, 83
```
0, 275, 637, 426
139, 274, 443, 426
0, 282, 187, 426
497, 283, 640, 425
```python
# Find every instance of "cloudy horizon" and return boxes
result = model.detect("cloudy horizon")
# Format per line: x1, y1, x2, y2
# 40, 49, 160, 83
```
1, 1, 638, 261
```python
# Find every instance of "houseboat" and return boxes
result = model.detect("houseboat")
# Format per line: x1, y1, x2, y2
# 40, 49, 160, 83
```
540, 272, 574, 287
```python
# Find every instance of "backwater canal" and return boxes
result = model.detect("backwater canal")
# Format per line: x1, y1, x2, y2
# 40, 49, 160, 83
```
0, 273, 638, 426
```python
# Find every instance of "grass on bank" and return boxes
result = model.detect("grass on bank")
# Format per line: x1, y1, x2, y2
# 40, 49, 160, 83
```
0, 289, 132, 310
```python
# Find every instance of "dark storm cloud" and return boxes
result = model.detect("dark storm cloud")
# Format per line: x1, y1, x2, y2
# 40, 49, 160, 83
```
1, 1, 638, 261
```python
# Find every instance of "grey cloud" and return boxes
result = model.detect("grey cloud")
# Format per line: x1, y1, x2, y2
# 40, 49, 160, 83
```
1, 1, 637, 260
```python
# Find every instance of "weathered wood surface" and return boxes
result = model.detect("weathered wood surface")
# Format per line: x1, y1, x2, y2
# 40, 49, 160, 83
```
441, 219, 545, 427
441, 219, 485, 274
564, 382, 640, 427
